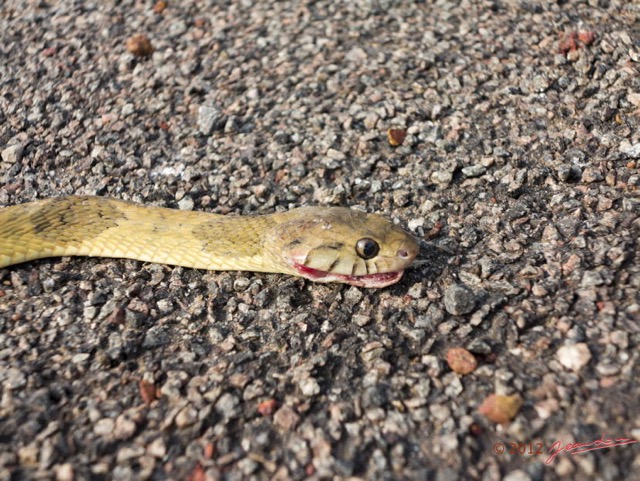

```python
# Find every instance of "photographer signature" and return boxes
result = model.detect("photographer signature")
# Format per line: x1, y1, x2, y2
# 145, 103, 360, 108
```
545, 433, 638, 465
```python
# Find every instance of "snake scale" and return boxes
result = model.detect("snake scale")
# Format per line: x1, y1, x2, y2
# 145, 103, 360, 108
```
0, 196, 419, 288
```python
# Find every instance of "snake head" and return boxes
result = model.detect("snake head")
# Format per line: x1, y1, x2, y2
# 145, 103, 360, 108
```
267, 207, 419, 288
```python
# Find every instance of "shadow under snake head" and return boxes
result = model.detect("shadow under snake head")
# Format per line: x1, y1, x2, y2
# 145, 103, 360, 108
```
266, 207, 419, 288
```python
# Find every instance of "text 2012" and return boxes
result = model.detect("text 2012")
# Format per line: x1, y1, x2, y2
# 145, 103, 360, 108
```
492, 442, 544, 456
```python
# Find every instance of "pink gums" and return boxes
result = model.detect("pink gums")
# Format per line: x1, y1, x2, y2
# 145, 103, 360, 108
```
292, 262, 404, 288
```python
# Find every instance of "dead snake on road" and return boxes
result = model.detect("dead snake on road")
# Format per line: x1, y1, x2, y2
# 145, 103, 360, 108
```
0, 196, 419, 288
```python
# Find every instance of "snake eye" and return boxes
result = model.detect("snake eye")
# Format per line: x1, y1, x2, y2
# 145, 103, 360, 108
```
355, 238, 380, 260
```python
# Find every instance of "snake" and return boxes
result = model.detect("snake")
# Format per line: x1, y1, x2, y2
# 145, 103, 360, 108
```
0, 196, 419, 288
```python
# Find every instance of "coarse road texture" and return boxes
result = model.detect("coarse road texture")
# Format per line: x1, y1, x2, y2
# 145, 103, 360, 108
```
0, 1, 639, 480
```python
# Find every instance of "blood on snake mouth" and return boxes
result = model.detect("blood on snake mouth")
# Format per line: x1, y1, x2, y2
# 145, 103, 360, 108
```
292, 262, 404, 288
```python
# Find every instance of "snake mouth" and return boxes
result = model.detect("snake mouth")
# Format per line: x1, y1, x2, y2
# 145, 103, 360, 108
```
291, 263, 405, 288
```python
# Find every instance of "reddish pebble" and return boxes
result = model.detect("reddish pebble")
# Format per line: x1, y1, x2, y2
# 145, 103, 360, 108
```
126, 34, 154, 57
478, 394, 523, 425
187, 464, 206, 481
153, 1, 167, 13
139, 380, 157, 405
258, 399, 278, 416
578, 30, 596, 46
446, 347, 478, 375
387, 128, 407, 146
203, 443, 215, 459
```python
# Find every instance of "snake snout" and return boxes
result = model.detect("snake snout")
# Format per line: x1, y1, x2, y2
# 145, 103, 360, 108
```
396, 235, 420, 264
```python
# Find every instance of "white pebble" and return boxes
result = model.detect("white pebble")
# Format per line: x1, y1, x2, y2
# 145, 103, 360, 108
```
1, 144, 24, 163
94, 418, 115, 436
556, 343, 592, 372
298, 377, 320, 396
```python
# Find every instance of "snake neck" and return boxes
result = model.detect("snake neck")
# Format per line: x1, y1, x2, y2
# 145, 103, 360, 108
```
190, 212, 277, 272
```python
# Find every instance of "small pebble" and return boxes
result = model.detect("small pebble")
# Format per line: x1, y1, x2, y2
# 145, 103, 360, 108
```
581, 167, 603, 183
197, 105, 222, 135
273, 405, 300, 431
430, 170, 453, 186
114, 415, 137, 440
298, 377, 321, 396
126, 34, 154, 57
326, 148, 346, 160
364, 112, 379, 129
177, 196, 195, 211
147, 438, 166, 458
556, 343, 592, 372
503, 470, 532, 481
215, 393, 241, 420
619, 140, 640, 158
233, 277, 251, 291
446, 348, 478, 375
94, 418, 115, 436
1, 144, 24, 163
54, 463, 74, 481
175, 406, 198, 428
461, 165, 486, 178
444, 284, 477, 315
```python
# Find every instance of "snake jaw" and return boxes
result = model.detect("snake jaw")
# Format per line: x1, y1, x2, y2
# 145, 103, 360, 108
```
290, 262, 405, 288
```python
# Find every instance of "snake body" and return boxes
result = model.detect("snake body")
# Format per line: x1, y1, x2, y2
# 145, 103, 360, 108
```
0, 196, 418, 288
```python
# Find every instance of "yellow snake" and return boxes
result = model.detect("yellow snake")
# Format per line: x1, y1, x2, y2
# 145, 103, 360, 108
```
0, 196, 418, 288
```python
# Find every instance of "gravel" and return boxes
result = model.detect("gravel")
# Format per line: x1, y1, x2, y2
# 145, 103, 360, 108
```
1, 1, 640, 480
